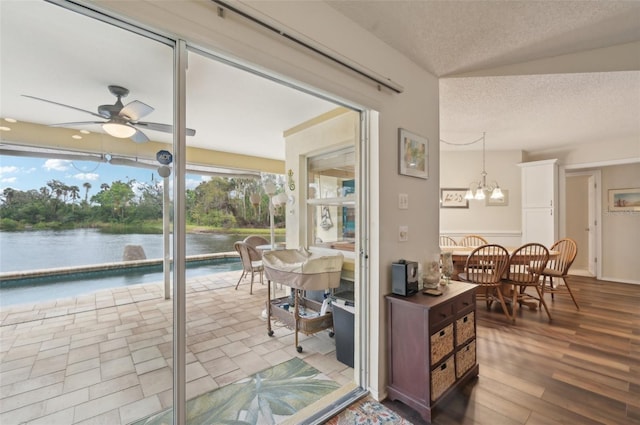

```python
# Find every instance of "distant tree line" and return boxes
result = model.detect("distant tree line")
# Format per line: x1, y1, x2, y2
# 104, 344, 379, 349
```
0, 174, 285, 232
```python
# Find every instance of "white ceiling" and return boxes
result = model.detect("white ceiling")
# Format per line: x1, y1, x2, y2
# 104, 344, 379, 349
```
1, 1, 639, 161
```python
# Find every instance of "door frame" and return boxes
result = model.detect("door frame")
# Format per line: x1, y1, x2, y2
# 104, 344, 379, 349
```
559, 167, 601, 279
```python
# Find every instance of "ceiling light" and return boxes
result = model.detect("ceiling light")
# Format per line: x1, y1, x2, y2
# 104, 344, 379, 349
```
464, 133, 504, 201
102, 122, 136, 138
0, 126, 10, 131
4, 118, 17, 123
80, 129, 90, 134
72, 135, 82, 140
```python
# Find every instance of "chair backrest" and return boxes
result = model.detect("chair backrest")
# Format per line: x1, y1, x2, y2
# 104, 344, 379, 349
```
242, 235, 268, 261
547, 238, 578, 276
439, 235, 457, 247
243, 235, 269, 249
459, 234, 488, 247
234, 241, 260, 272
464, 244, 510, 285
507, 243, 549, 284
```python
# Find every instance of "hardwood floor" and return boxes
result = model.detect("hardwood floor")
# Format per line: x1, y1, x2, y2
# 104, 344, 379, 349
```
382, 276, 640, 425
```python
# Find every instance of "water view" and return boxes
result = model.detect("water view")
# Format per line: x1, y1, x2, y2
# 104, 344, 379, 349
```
0, 228, 243, 272
0, 229, 275, 307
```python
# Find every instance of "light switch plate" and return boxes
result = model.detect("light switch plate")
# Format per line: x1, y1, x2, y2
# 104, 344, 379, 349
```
398, 193, 409, 210
399, 225, 409, 242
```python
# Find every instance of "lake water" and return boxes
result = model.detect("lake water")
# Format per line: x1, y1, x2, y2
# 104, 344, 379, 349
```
0, 229, 278, 307
0, 228, 248, 272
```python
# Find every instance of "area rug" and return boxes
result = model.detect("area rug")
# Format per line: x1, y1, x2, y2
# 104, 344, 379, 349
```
325, 397, 414, 425
130, 357, 340, 425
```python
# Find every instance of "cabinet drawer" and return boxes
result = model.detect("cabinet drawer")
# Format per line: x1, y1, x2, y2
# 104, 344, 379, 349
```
430, 355, 455, 401
430, 323, 453, 366
429, 301, 454, 330
456, 340, 476, 378
455, 291, 475, 312
455, 311, 475, 346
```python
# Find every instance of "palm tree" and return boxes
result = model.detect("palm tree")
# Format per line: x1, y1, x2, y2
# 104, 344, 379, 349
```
82, 182, 92, 204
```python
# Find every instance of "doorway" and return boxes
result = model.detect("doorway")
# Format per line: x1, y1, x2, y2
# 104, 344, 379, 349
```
564, 170, 600, 277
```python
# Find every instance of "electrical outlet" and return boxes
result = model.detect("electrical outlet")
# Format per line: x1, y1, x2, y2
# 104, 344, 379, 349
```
399, 225, 409, 242
398, 193, 409, 210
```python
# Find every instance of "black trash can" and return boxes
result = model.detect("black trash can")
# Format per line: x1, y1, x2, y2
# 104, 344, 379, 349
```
332, 302, 355, 368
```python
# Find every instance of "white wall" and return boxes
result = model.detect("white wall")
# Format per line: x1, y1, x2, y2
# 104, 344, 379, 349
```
94, 0, 441, 399
440, 149, 523, 246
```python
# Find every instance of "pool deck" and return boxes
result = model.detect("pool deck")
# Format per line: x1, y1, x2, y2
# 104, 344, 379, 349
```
0, 270, 352, 424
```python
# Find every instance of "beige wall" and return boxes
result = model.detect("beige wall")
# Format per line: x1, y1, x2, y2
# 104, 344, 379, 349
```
440, 149, 524, 246
565, 175, 590, 271
601, 163, 640, 283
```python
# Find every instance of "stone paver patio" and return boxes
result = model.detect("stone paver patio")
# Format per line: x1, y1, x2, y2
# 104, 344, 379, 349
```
0, 271, 352, 424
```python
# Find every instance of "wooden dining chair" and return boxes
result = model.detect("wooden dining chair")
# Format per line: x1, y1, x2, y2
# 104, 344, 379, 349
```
540, 238, 579, 310
502, 243, 551, 322
439, 235, 457, 247
459, 234, 488, 247
459, 244, 511, 322
234, 241, 264, 294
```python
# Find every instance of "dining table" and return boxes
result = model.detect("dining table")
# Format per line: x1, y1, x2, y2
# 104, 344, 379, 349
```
440, 245, 558, 311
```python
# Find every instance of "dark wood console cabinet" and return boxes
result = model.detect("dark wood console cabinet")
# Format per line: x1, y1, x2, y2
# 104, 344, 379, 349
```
386, 281, 479, 422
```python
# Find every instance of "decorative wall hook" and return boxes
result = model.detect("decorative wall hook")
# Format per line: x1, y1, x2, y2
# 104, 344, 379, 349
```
287, 169, 295, 191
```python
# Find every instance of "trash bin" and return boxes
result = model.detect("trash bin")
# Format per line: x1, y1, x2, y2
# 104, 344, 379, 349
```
332, 301, 355, 368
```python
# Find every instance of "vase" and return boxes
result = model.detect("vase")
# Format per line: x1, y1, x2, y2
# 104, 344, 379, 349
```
441, 251, 454, 285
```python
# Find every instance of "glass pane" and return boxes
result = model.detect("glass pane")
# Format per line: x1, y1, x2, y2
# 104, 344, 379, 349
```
0, 2, 174, 424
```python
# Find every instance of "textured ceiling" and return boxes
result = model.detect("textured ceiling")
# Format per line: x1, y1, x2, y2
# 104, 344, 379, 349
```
328, 0, 640, 153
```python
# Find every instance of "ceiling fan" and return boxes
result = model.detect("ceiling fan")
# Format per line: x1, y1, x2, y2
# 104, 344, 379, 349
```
23, 85, 196, 143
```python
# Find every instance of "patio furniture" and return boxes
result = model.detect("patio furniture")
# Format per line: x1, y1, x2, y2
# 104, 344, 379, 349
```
263, 248, 344, 352
234, 241, 264, 295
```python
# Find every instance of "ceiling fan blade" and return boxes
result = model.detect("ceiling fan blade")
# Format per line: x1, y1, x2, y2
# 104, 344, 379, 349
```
120, 100, 154, 121
135, 121, 196, 136
22, 95, 104, 119
49, 121, 104, 128
130, 129, 150, 143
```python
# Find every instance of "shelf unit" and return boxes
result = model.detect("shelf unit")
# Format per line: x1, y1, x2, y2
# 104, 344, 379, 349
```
386, 281, 478, 422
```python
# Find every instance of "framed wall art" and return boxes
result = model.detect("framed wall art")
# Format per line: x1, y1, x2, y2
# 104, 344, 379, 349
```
608, 188, 640, 212
398, 128, 428, 179
440, 188, 469, 208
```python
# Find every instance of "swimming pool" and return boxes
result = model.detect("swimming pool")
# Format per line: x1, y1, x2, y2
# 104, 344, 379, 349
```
0, 256, 242, 307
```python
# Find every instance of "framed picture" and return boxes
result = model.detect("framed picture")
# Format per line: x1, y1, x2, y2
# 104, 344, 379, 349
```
398, 128, 428, 179
440, 188, 468, 208
608, 188, 640, 212
486, 189, 509, 206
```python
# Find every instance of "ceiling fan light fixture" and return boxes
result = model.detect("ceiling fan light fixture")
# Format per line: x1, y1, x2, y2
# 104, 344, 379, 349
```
102, 122, 136, 138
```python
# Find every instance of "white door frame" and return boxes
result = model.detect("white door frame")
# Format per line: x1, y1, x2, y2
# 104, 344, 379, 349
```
559, 167, 602, 279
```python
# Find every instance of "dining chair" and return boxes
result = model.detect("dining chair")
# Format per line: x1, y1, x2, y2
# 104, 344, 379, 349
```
459, 234, 488, 247
439, 235, 457, 247
458, 244, 511, 322
540, 238, 579, 310
502, 243, 551, 322
234, 241, 264, 294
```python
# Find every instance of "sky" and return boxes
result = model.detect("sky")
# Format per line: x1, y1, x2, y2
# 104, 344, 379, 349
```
0, 155, 208, 200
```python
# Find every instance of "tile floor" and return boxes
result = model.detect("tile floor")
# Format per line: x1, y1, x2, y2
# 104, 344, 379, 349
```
0, 271, 353, 424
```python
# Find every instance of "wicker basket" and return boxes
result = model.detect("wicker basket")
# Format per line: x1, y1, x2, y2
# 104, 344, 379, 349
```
431, 355, 455, 401
456, 340, 476, 378
430, 323, 454, 366
455, 311, 475, 346
269, 296, 333, 335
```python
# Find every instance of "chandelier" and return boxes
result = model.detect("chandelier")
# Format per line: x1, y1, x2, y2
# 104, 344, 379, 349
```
464, 133, 504, 201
